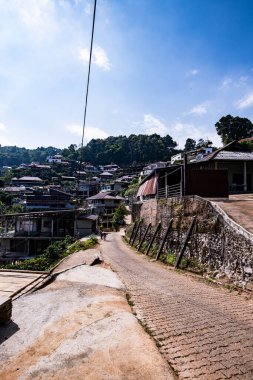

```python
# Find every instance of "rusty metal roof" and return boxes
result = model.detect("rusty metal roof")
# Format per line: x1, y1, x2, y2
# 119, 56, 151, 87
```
137, 177, 157, 197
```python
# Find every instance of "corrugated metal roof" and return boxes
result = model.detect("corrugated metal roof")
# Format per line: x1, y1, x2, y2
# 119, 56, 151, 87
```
100, 171, 113, 176
19, 176, 43, 181
137, 177, 157, 197
214, 151, 253, 161
81, 214, 98, 221
193, 141, 238, 163
87, 192, 124, 201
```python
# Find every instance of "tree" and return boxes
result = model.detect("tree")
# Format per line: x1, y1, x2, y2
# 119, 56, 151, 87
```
215, 115, 253, 145
85, 134, 178, 166
196, 139, 213, 148
0, 200, 5, 214
112, 204, 130, 230
6, 204, 24, 214
184, 138, 196, 151
123, 179, 139, 198
61, 144, 79, 161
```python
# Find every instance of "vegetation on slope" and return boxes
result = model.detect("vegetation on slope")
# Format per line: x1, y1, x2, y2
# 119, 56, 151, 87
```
0, 134, 178, 167
0, 235, 98, 272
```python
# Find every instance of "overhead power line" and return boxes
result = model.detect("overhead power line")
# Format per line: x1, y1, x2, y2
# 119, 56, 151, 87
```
77, 0, 97, 192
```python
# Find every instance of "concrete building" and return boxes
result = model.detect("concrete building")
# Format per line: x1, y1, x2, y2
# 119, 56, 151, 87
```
0, 209, 98, 258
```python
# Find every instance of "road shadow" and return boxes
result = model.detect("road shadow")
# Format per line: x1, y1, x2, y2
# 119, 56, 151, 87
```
0, 321, 19, 345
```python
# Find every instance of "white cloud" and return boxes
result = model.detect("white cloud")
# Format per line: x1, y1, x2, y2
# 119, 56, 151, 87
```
0, 136, 11, 145
85, 1, 91, 14
133, 115, 220, 148
66, 124, 109, 141
93, 46, 111, 71
79, 45, 111, 71
236, 91, 253, 109
220, 77, 233, 89
172, 122, 200, 147
79, 48, 90, 63
168, 122, 222, 149
220, 76, 248, 90
239, 76, 248, 82
0, 122, 11, 145
141, 114, 168, 136
186, 69, 199, 77
18, 1, 54, 27
133, 115, 223, 149
189, 103, 208, 116
0, 122, 6, 131
0, 0, 59, 41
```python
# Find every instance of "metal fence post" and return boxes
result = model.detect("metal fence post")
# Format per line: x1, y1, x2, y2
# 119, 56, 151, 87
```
131, 220, 142, 246
156, 219, 173, 261
145, 222, 161, 256
129, 221, 137, 245
138, 223, 151, 252
175, 216, 196, 269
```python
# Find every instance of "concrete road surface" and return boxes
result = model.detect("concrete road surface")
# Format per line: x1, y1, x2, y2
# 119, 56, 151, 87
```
212, 194, 253, 234
0, 254, 174, 380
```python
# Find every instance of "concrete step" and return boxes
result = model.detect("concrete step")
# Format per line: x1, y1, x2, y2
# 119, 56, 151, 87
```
0, 296, 12, 324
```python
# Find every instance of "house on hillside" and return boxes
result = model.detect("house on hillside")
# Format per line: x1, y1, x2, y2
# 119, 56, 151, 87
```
75, 171, 87, 180
113, 178, 132, 193
77, 180, 99, 198
87, 192, 124, 229
102, 164, 121, 173
100, 184, 112, 192
137, 141, 253, 200
99, 171, 114, 182
11, 176, 44, 188
0, 209, 98, 257
137, 165, 183, 201
23, 188, 73, 211
139, 162, 167, 181
1, 186, 27, 196
192, 141, 253, 192
82, 163, 99, 173
59, 176, 77, 193
47, 154, 63, 163
170, 153, 183, 165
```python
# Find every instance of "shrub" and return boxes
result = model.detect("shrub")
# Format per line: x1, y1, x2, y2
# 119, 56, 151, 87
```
166, 252, 177, 266
0, 235, 98, 272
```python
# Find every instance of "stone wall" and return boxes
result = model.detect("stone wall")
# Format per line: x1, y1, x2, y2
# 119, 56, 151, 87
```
130, 196, 253, 289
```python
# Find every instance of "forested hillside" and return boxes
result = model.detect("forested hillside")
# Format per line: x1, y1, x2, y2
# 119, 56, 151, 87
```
84, 134, 178, 166
0, 146, 61, 167
0, 133, 179, 167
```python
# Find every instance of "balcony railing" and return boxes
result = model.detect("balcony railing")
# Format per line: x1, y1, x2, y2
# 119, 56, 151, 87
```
157, 183, 182, 199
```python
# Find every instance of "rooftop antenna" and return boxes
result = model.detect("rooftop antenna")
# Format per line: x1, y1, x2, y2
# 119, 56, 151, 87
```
77, 0, 97, 200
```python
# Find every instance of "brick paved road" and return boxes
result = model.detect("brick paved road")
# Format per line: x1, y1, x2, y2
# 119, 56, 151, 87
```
101, 233, 253, 380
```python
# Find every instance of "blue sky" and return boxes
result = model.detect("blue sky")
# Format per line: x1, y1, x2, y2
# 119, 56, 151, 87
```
1, 0, 253, 149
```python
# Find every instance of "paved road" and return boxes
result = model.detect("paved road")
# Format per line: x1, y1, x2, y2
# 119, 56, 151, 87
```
101, 233, 253, 380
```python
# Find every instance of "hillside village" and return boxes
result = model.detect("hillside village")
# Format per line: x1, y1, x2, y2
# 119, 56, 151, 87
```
1, 132, 253, 262
2, 2, 253, 379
